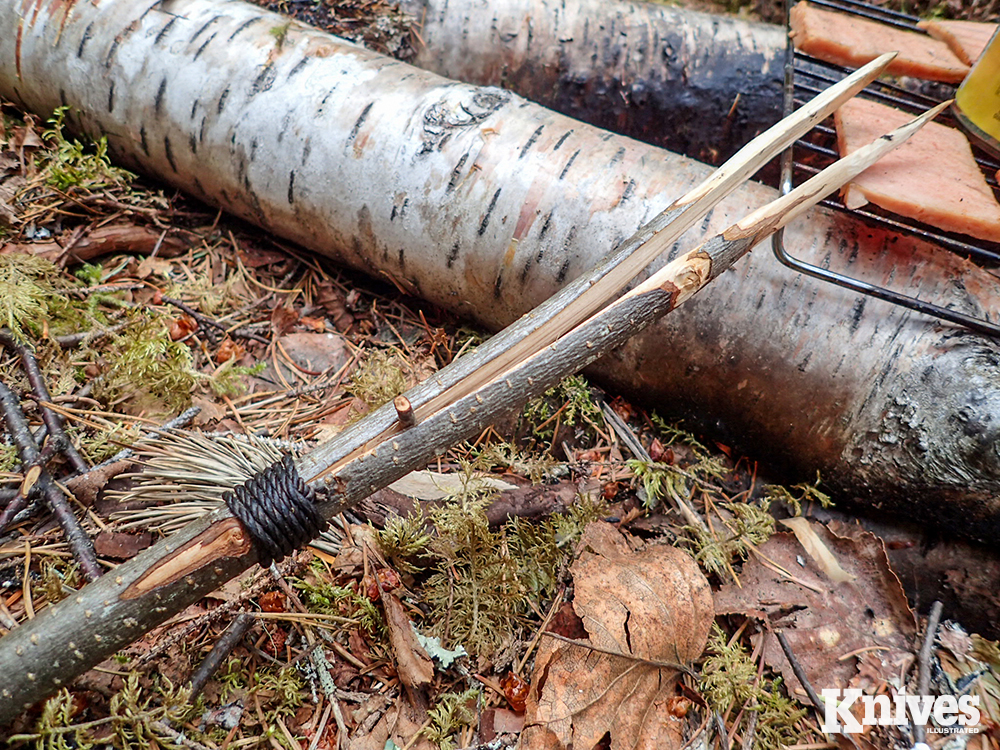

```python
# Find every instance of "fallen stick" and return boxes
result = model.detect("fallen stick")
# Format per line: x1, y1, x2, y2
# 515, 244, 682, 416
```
0, 89, 946, 722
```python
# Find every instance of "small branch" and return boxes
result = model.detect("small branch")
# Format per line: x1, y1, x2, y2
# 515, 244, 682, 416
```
0, 330, 89, 473
775, 630, 824, 712
913, 600, 944, 746
0, 382, 102, 580
188, 611, 255, 698
161, 295, 270, 345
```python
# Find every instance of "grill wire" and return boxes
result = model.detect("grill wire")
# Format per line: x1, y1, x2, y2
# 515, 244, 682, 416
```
772, 0, 1000, 337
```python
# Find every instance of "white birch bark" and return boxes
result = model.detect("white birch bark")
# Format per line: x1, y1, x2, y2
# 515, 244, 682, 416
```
1, 0, 999, 541
399, 0, 788, 164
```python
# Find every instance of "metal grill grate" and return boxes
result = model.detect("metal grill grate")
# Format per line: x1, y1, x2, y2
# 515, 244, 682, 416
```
773, 1, 1000, 337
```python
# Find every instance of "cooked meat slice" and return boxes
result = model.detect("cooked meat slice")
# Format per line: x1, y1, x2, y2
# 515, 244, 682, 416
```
917, 19, 996, 66
791, 2, 970, 83
835, 97, 1000, 243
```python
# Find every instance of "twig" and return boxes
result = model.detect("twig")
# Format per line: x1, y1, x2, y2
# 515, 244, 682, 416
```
541, 631, 692, 674
187, 611, 255, 698
0, 329, 89, 473
601, 402, 708, 531
160, 295, 270, 345
0, 383, 102, 580
714, 711, 731, 750
913, 600, 944, 746
775, 630, 824, 713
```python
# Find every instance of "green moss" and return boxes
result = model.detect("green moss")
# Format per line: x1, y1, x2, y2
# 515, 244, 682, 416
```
520, 374, 601, 441
0, 254, 61, 341
422, 688, 481, 750
763, 472, 832, 516
38, 107, 134, 191
11, 674, 194, 750
293, 572, 385, 639
377, 506, 432, 574
699, 624, 807, 750
347, 348, 409, 410
686, 502, 775, 580
91, 317, 197, 414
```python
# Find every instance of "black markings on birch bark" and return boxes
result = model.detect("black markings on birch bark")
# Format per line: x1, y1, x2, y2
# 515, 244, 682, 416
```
104, 38, 120, 67
478, 188, 501, 235
198, 116, 207, 144
559, 148, 580, 180
190, 15, 221, 43
217, 85, 229, 114
250, 137, 258, 162
188, 133, 197, 155
620, 179, 636, 203
154, 16, 177, 45
59, 89, 67, 109
139, 125, 149, 156
346, 102, 373, 149
163, 136, 177, 172
228, 16, 260, 41
518, 125, 544, 158
250, 63, 276, 96
553, 130, 573, 150
609, 146, 626, 165
556, 258, 571, 284
287, 170, 295, 204
194, 32, 217, 60
287, 57, 309, 80
538, 211, 552, 240
190, 99, 199, 120
301, 138, 312, 165
154, 77, 167, 115
520, 256, 533, 283
77, 22, 94, 57
446, 153, 469, 192
398, 248, 406, 271
446, 241, 460, 268
106, 82, 115, 113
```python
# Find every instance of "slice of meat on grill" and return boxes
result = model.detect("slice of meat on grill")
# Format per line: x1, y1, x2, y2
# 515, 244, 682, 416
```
834, 97, 1000, 243
917, 19, 996, 65
791, 2, 970, 83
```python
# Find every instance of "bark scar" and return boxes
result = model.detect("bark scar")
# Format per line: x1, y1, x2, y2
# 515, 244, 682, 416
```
121, 519, 250, 600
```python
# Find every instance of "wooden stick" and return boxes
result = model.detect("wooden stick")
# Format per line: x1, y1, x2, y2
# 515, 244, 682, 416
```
0, 87, 938, 725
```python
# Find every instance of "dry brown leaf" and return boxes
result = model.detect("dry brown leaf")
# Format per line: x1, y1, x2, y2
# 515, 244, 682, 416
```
384, 591, 434, 692
714, 523, 915, 698
781, 516, 855, 583
522, 522, 714, 750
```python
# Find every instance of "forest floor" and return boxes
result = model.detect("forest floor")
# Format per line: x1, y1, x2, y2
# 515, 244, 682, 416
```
1, 1, 1000, 749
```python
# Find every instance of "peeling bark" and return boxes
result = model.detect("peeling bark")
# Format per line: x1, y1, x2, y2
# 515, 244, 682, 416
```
1, 0, 999, 544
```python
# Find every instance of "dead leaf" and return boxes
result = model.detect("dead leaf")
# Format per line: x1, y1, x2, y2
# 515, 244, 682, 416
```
384, 592, 433, 692
781, 517, 855, 583
93, 531, 153, 560
522, 522, 714, 750
714, 523, 916, 698
389, 469, 516, 501
270, 305, 299, 337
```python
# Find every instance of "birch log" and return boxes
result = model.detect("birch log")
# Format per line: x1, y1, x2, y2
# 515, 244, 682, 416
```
399, 0, 787, 164
2, 0, 1000, 542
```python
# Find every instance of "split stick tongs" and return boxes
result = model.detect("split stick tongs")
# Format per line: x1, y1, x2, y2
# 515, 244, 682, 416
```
0, 52, 949, 722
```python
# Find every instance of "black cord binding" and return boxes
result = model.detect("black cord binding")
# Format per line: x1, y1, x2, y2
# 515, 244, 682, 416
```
223, 454, 326, 568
